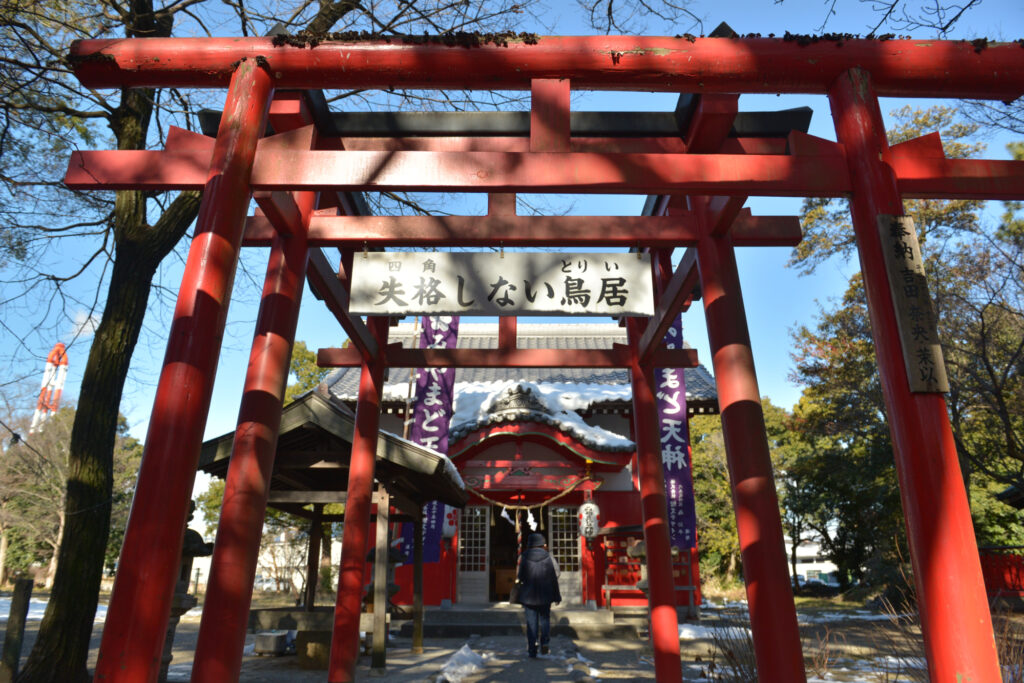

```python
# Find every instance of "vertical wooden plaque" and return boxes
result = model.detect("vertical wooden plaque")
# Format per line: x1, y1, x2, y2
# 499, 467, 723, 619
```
877, 215, 949, 393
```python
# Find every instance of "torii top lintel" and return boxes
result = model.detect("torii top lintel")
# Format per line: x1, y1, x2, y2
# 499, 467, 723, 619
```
69, 36, 1024, 100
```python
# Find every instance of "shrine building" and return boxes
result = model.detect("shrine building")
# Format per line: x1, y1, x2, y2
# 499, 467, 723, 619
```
325, 322, 717, 610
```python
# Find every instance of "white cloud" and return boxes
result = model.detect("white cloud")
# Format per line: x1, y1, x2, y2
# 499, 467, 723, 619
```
70, 309, 101, 340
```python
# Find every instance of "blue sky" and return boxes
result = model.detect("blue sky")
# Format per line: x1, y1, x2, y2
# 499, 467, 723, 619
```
16, 0, 1022, 451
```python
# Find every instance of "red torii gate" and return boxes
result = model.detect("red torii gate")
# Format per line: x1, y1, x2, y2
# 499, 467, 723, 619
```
63, 35, 1024, 683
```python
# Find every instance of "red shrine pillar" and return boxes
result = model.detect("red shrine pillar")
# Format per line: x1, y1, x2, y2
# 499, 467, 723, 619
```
829, 68, 1000, 680
626, 318, 683, 683
94, 59, 274, 682
329, 317, 389, 683
191, 213, 312, 679
695, 203, 806, 681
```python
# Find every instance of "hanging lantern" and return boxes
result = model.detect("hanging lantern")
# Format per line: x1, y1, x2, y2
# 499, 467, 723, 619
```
578, 501, 600, 539
442, 505, 458, 538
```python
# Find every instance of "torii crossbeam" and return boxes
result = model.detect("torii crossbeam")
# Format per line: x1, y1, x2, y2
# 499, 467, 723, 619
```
64, 34, 1024, 683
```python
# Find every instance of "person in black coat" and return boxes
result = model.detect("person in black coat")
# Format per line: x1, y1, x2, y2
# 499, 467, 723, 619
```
517, 532, 562, 657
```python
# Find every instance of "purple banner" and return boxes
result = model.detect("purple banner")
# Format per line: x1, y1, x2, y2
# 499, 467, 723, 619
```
656, 315, 697, 550
400, 315, 459, 564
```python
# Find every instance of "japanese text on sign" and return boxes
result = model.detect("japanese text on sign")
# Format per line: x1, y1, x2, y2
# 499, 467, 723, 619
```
656, 316, 697, 551
350, 252, 654, 316
877, 216, 950, 393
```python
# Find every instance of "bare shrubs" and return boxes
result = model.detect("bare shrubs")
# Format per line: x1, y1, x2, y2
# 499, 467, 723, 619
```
700, 609, 757, 682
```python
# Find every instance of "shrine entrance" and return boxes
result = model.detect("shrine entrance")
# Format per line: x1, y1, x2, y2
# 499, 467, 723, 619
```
63, 31, 1024, 683
472, 505, 583, 605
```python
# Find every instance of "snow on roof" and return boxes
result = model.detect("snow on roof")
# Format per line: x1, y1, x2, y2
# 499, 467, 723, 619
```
449, 380, 634, 452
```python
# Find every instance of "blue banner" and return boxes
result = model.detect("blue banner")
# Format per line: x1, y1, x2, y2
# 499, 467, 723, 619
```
399, 315, 459, 563
656, 316, 697, 550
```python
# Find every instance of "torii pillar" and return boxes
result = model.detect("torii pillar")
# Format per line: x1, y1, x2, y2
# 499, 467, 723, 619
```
829, 68, 1000, 681
694, 199, 807, 682
94, 59, 274, 682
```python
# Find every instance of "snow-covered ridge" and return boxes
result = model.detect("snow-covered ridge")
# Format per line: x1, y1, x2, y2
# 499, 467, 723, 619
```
449, 380, 634, 452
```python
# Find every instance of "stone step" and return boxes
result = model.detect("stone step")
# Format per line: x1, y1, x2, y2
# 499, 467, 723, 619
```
413, 605, 614, 624
395, 604, 643, 639
396, 619, 639, 639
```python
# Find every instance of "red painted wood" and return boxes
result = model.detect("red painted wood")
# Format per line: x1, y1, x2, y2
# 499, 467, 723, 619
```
829, 68, 1000, 682
979, 549, 1024, 596
94, 59, 274, 683
248, 149, 853, 195
336, 135, 691, 153
682, 95, 738, 154
307, 249, 379, 361
498, 316, 517, 351
531, 79, 570, 152
328, 318, 388, 683
192, 195, 312, 681
696, 204, 806, 681
316, 344, 698, 369
240, 212, 801, 248
890, 156, 1024, 199
70, 36, 1024, 100
65, 146, 1024, 200
448, 423, 634, 468
638, 248, 698, 364
625, 318, 682, 682
244, 214, 700, 247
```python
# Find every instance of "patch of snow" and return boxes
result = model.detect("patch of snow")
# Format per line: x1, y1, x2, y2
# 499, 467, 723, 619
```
678, 623, 718, 639
0, 598, 107, 623
165, 663, 193, 681
873, 655, 927, 669
798, 611, 904, 624
700, 600, 748, 611
436, 644, 488, 683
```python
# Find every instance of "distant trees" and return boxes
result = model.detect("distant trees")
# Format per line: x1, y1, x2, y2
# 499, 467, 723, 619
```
690, 398, 799, 585
0, 407, 141, 587
782, 106, 1024, 587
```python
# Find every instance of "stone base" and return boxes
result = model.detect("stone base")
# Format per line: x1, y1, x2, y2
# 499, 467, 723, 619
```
296, 631, 331, 670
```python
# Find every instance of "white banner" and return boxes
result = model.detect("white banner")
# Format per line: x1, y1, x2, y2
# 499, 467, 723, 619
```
350, 252, 654, 316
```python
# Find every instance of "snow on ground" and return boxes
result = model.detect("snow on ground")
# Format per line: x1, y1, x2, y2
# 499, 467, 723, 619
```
436, 644, 489, 683
798, 610, 905, 624
0, 598, 108, 622
699, 600, 749, 611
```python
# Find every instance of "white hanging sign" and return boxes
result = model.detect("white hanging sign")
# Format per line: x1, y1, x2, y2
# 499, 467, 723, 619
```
349, 252, 654, 317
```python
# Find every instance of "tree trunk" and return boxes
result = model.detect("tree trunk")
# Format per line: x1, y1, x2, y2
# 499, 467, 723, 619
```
0, 528, 8, 586
790, 534, 799, 593
43, 512, 65, 590
16, 4, 200, 670
16, 240, 166, 682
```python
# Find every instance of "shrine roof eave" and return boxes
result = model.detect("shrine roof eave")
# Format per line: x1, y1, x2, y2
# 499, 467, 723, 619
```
449, 421, 634, 469
198, 390, 468, 512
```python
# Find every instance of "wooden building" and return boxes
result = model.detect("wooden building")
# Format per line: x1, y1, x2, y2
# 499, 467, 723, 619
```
326, 322, 717, 609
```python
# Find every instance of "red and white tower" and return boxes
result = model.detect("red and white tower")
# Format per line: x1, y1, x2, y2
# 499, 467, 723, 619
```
29, 342, 68, 434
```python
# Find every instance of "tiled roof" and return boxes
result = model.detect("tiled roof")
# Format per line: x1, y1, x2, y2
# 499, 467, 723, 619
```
324, 322, 718, 408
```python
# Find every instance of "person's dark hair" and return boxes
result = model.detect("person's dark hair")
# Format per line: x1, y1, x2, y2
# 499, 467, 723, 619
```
527, 532, 546, 548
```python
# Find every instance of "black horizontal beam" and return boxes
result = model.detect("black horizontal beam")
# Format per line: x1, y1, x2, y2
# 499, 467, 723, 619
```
198, 106, 812, 139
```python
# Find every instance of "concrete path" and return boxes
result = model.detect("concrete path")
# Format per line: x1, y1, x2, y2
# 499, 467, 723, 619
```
176, 628, 668, 681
